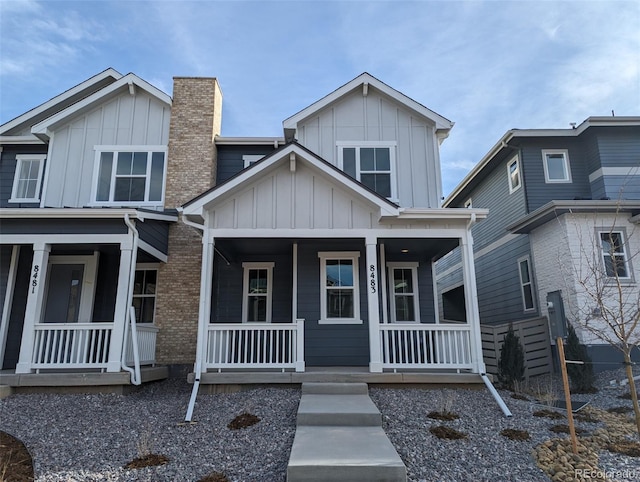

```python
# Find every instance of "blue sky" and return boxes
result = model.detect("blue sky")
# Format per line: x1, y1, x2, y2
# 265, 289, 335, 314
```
1, 0, 638, 196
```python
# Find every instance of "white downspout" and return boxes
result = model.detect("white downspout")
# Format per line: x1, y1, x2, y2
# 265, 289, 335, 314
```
121, 214, 140, 385
465, 213, 511, 416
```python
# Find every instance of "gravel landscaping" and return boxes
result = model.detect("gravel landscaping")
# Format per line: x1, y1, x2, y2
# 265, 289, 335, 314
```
1, 367, 639, 481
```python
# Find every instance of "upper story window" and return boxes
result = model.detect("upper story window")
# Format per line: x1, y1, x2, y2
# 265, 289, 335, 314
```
242, 262, 274, 322
9, 154, 46, 203
92, 146, 166, 206
338, 142, 397, 200
319, 252, 361, 324
542, 149, 572, 183
599, 231, 630, 279
507, 155, 521, 193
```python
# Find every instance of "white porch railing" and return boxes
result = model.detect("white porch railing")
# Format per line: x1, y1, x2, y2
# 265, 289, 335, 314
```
205, 319, 305, 371
125, 323, 159, 366
380, 324, 474, 370
31, 323, 113, 371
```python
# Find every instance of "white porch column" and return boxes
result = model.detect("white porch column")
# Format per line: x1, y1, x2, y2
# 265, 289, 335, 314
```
194, 232, 215, 378
366, 236, 383, 372
16, 243, 50, 374
107, 237, 134, 372
460, 229, 487, 374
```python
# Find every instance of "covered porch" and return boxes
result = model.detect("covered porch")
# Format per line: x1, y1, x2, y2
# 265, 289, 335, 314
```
0, 209, 176, 386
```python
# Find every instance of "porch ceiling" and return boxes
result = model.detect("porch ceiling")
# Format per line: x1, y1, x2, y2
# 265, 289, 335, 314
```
214, 237, 459, 262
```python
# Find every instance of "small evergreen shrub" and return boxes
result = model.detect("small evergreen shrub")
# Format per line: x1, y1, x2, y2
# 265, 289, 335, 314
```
564, 323, 597, 393
498, 325, 525, 390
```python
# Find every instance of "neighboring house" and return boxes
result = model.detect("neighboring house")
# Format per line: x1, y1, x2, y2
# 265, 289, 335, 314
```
179, 73, 490, 380
0, 69, 176, 386
438, 117, 640, 372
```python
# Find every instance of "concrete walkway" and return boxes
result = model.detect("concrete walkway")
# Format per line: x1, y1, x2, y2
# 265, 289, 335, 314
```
287, 382, 407, 482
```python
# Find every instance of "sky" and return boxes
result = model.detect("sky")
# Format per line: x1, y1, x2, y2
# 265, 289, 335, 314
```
1, 0, 639, 196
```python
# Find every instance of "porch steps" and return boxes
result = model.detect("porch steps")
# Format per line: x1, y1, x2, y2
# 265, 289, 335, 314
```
287, 382, 406, 482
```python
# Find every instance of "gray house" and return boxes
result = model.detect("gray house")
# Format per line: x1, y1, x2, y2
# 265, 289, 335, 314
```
180, 73, 490, 379
438, 117, 640, 372
0, 69, 176, 387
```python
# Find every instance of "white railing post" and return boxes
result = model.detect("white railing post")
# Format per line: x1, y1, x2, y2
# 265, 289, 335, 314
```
16, 243, 50, 374
295, 318, 305, 372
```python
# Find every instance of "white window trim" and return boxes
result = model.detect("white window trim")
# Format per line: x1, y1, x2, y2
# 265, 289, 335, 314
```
42, 253, 99, 323
318, 251, 361, 324
598, 230, 632, 280
9, 154, 46, 203
336, 141, 398, 202
133, 264, 160, 324
90, 145, 167, 207
242, 262, 274, 323
517, 256, 535, 312
507, 155, 521, 194
243, 154, 264, 168
387, 262, 420, 323
542, 149, 572, 183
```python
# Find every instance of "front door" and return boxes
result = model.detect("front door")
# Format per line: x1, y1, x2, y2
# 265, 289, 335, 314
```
42, 255, 98, 323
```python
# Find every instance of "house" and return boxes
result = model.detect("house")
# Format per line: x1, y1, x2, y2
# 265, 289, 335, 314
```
0, 69, 176, 388
438, 117, 640, 373
0, 70, 492, 392
177, 73, 490, 385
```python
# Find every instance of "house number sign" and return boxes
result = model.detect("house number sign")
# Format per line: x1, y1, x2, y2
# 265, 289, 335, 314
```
31, 265, 40, 294
369, 264, 377, 293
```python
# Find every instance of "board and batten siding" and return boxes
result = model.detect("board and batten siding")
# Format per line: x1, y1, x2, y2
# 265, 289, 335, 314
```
43, 91, 170, 208
295, 90, 441, 209
208, 161, 378, 230
216, 145, 279, 184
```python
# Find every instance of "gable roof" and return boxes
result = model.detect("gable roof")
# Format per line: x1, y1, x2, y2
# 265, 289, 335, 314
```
444, 116, 640, 207
29, 73, 172, 141
181, 141, 400, 219
283, 73, 453, 136
0, 68, 123, 139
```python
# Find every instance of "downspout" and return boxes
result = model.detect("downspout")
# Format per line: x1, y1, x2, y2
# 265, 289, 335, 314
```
466, 213, 512, 417
121, 213, 140, 385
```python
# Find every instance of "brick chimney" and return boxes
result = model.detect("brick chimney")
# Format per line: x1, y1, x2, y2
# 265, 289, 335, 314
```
155, 77, 222, 368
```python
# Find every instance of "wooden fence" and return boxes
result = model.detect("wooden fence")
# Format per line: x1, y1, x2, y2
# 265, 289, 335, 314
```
481, 317, 552, 379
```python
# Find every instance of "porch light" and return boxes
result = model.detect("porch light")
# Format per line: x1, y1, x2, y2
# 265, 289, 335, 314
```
401, 249, 409, 253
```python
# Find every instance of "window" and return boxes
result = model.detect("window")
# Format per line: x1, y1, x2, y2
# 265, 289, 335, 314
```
92, 146, 166, 205
599, 231, 630, 279
518, 257, 535, 311
132, 267, 158, 323
388, 263, 420, 323
242, 262, 274, 322
338, 143, 396, 199
319, 252, 361, 324
507, 155, 521, 193
542, 149, 571, 183
9, 154, 46, 203
243, 154, 264, 168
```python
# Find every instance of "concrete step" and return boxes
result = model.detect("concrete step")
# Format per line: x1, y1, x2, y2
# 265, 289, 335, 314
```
296, 394, 382, 426
287, 425, 406, 482
301, 382, 369, 395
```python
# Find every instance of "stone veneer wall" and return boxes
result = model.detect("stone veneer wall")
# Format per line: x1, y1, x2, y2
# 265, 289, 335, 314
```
155, 77, 222, 365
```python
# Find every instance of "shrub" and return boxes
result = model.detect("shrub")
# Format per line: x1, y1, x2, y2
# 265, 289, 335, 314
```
564, 323, 597, 393
498, 325, 525, 390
